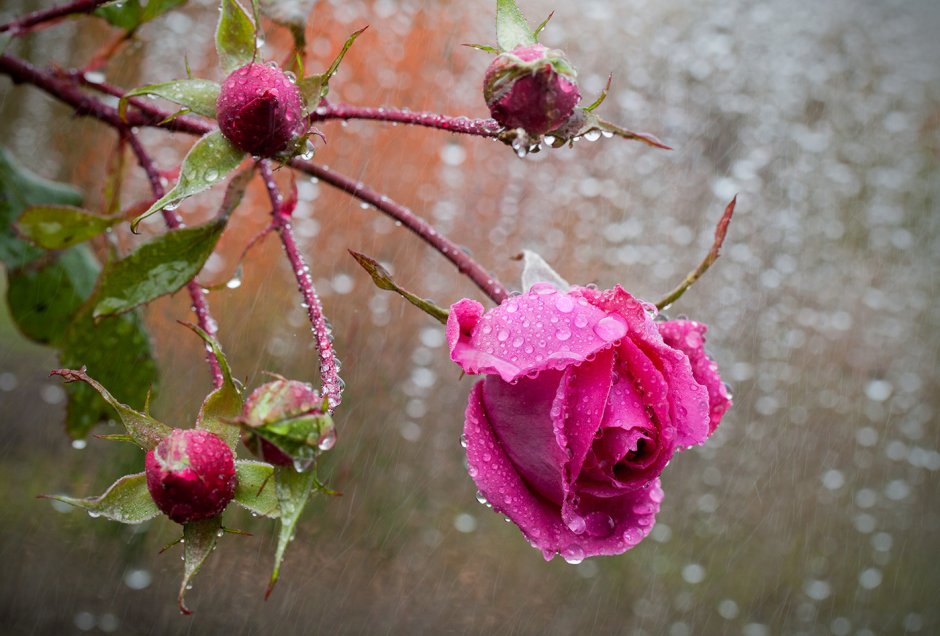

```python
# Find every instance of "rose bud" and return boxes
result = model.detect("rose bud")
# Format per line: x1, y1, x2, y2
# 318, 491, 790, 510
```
448, 283, 730, 562
145, 428, 237, 524
240, 379, 335, 468
217, 62, 305, 158
483, 43, 581, 136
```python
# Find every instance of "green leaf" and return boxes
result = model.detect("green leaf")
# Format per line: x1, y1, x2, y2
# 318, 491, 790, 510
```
247, 408, 334, 473
267, 467, 316, 598
15, 205, 117, 250
348, 250, 449, 324
103, 140, 127, 217
42, 472, 160, 524
583, 74, 612, 113
52, 367, 170, 448
6, 246, 98, 346
462, 43, 499, 54
95, 0, 187, 31
216, 0, 257, 75
179, 517, 221, 615
119, 79, 221, 121
95, 217, 227, 319
187, 323, 243, 450
323, 27, 367, 85
495, 0, 535, 52
232, 460, 279, 518
0, 147, 83, 269
131, 131, 245, 231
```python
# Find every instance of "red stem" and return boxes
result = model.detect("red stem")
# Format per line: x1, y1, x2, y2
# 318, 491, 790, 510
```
259, 161, 343, 411
124, 132, 224, 388
290, 157, 508, 304
310, 102, 501, 138
0, 0, 110, 35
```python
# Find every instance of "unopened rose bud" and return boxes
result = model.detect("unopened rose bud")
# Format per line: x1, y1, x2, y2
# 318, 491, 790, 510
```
240, 379, 335, 468
217, 62, 305, 157
145, 429, 237, 524
483, 43, 580, 136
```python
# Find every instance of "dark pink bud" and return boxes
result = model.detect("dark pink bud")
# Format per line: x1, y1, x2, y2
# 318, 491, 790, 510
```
217, 62, 305, 157
483, 43, 580, 136
145, 429, 237, 524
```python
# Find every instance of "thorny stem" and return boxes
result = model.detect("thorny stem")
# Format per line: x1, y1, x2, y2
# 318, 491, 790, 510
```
655, 196, 737, 311
0, 0, 110, 35
0, 54, 509, 304
309, 102, 502, 138
260, 161, 344, 412
289, 157, 509, 304
124, 131, 224, 388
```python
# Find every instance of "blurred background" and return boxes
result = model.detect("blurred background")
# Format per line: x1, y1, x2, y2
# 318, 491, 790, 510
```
1, 0, 938, 633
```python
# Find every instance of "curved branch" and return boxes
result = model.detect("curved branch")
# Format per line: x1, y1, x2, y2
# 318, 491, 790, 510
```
0, 0, 110, 35
310, 102, 501, 138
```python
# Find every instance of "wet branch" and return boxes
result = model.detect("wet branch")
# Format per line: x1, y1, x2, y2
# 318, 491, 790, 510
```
0, 0, 110, 35
309, 102, 501, 138
259, 161, 344, 412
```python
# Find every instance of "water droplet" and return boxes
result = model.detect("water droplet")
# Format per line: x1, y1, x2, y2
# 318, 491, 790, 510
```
318, 428, 336, 451
566, 515, 586, 534
555, 327, 572, 341
563, 545, 585, 564
584, 129, 602, 142
593, 315, 628, 341
71, 439, 87, 450
459, 433, 468, 448
554, 295, 575, 313
497, 329, 510, 342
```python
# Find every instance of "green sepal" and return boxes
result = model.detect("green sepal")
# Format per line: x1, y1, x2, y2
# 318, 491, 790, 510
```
51, 367, 171, 450
533, 11, 553, 40
583, 74, 612, 112
15, 205, 118, 250
245, 409, 334, 473
216, 0, 257, 75
93, 217, 228, 319
258, 0, 316, 55
462, 43, 499, 54
0, 146, 83, 269
179, 517, 221, 615
348, 250, 449, 324
41, 472, 160, 524
131, 130, 245, 231
95, 0, 187, 32
297, 27, 367, 108
546, 108, 671, 150
267, 467, 316, 598
495, 0, 536, 52
232, 460, 279, 518
186, 322, 243, 450
119, 79, 221, 121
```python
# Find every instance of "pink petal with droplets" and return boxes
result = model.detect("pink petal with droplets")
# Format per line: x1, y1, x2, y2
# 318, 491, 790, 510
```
658, 320, 732, 434
465, 380, 662, 559
447, 284, 617, 383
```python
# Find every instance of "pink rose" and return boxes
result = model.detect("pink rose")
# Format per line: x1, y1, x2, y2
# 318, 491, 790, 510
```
447, 283, 731, 561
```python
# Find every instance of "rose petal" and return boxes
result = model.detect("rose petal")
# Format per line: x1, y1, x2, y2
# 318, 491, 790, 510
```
447, 284, 617, 383
658, 320, 732, 434
481, 372, 568, 504
579, 286, 710, 448
465, 381, 662, 560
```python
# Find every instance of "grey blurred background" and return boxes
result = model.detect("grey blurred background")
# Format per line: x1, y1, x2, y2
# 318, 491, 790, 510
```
0, 0, 938, 634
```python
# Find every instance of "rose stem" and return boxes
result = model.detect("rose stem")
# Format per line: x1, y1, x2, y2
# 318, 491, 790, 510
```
655, 196, 737, 311
259, 161, 343, 411
309, 102, 501, 138
0, 0, 111, 35
124, 131, 224, 388
0, 54, 509, 305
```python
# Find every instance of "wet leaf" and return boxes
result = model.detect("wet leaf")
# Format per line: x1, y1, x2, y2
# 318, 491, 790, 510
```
15, 205, 118, 250
0, 146, 83, 269
42, 472, 160, 524
102, 140, 126, 217
119, 79, 221, 120
131, 131, 245, 231
348, 250, 450, 324
495, 0, 535, 53
533, 11, 554, 40
95, 0, 187, 31
6, 247, 98, 345
246, 407, 334, 473
216, 0, 256, 75
188, 323, 243, 450
232, 460, 279, 518
267, 467, 316, 598
94, 217, 227, 319
179, 517, 221, 615
52, 367, 170, 448
463, 43, 499, 54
